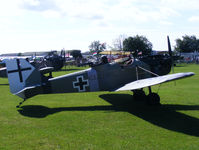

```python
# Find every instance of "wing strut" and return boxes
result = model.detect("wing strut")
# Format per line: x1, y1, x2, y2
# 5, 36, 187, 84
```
135, 64, 159, 80
136, 66, 139, 80
136, 65, 159, 79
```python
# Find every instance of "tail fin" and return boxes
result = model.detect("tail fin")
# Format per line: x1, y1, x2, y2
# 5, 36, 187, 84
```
5, 58, 42, 99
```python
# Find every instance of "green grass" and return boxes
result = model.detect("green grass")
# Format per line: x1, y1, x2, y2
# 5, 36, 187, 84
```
0, 64, 199, 150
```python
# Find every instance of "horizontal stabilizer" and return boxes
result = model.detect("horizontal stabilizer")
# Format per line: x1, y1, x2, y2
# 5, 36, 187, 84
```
15, 85, 42, 99
0, 67, 7, 77
39, 67, 54, 74
116, 72, 194, 91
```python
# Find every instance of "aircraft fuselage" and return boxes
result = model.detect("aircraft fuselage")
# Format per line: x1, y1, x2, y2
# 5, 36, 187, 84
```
48, 59, 153, 94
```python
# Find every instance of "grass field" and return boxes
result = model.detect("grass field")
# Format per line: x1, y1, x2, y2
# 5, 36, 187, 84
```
0, 64, 199, 150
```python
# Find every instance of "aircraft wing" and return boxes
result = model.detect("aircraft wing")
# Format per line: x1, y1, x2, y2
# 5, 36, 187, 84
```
116, 72, 194, 91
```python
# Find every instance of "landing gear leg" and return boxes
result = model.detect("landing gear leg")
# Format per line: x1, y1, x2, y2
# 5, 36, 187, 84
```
146, 86, 160, 105
16, 99, 26, 108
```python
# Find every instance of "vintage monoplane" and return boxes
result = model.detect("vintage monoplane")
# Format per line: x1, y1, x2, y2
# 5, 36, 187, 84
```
5, 37, 194, 107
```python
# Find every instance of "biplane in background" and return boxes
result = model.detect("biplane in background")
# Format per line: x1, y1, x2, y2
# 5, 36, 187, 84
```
0, 59, 54, 78
5, 37, 194, 107
0, 50, 66, 78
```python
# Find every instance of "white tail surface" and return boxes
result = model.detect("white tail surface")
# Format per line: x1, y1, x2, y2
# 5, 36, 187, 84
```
5, 59, 41, 95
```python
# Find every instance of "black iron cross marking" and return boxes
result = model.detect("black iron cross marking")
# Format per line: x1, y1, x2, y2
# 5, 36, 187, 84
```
73, 76, 89, 92
7, 59, 31, 82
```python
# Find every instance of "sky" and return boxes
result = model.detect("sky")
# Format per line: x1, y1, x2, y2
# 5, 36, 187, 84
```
1, 0, 199, 54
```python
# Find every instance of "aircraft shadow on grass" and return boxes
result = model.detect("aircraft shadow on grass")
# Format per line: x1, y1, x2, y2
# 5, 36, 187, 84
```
0, 83, 9, 86
18, 93, 199, 137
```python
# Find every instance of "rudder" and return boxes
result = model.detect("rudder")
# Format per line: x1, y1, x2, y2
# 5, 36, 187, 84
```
5, 58, 42, 99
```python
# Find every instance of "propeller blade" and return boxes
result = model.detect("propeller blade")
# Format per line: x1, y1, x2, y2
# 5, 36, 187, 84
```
167, 36, 176, 85
167, 36, 172, 57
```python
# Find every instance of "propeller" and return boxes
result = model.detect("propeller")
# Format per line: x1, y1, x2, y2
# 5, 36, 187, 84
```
167, 36, 176, 85
167, 36, 174, 74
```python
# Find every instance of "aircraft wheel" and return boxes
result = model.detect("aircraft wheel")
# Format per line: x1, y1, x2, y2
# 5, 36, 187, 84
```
146, 93, 160, 105
133, 89, 146, 101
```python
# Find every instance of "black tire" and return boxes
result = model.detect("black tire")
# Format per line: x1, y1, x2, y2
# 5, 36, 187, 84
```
133, 89, 146, 101
146, 93, 160, 105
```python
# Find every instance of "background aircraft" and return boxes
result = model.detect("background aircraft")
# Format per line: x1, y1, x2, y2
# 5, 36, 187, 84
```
0, 50, 65, 78
5, 37, 194, 107
0, 59, 54, 78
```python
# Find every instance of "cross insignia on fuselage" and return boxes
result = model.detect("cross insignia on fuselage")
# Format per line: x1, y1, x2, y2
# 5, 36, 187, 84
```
7, 59, 32, 83
73, 76, 89, 92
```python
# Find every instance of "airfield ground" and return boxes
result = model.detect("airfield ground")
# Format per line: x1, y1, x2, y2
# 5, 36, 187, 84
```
0, 64, 199, 150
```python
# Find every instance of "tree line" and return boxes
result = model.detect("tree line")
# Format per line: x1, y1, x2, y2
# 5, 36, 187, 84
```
89, 35, 199, 57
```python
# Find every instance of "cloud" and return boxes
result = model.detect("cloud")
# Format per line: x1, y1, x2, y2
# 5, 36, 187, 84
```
21, 0, 58, 11
188, 16, 199, 22
160, 0, 199, 10
2, 0, 199, 24
159, 21, 173, 26
16, 0, 186, 27
42, 10, 61, 18
1, 0, 199, 53
0, 0, 23, 16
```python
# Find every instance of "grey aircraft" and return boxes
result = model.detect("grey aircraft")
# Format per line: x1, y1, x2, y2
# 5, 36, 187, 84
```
5, 37, 194, 107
